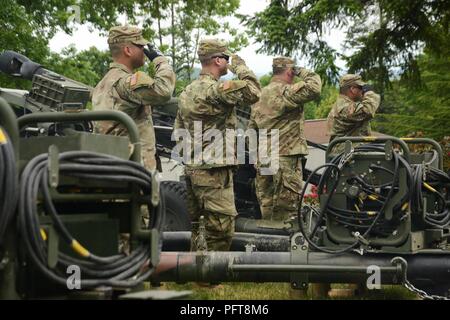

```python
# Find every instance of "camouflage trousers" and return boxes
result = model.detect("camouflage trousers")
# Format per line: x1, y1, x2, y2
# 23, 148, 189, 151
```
185, 167, 237, 251
255, 171, 274, 219
137, 119, 157, 171
255, 156, 304, 221
141, 144, 157, 171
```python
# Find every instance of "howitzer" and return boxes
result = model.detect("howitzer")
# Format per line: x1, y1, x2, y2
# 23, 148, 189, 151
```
0, 51, 449, 299
0, 51, 92, 135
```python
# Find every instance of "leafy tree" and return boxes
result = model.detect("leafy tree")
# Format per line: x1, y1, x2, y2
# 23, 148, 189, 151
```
141, 0, 247, 81
0, 1, 50, 89
241, 0, 363, 86
242, 0, 450, 93
259, 73, 272, 88
45, 45, 111, 87
313, 85, 339, 119
0, 0, 137, 89
374, 46, 450, 141
344, 0, 449, 102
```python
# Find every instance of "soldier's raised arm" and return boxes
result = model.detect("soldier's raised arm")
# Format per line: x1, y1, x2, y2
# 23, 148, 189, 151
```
282, 67, 322, 108
115, 55, 175, 106
207, 54, 261, 107
337, 90, 380, 124
350, 90, 380, 122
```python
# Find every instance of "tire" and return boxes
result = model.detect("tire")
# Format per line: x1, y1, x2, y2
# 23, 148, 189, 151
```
160, 181, 191, 231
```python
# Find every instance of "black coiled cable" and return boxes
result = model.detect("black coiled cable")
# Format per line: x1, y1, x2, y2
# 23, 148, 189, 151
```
297, 144, 401, 254
411, 164, 450, 228
0, 127, 18, 245
18, 150, 165, 288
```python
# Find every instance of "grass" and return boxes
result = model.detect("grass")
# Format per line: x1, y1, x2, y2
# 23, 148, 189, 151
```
150, 282, 419, 300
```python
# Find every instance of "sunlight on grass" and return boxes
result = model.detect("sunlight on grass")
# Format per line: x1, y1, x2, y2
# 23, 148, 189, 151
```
150, 282, 418, 300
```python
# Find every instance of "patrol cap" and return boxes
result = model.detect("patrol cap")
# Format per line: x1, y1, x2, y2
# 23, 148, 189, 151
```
108, 25, 149, 46
272, 56, 296, 68
197, 39, 232, 60
339, 74, 366, 88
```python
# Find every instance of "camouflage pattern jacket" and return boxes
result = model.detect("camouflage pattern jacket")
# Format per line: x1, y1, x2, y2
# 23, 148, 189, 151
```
92, 58, 175, 160
175, 65, 261, 169
327, 91, 381, 140
248, 68, 322, 156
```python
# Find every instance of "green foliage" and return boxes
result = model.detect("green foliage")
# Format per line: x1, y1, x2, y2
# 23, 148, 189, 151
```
259, 73, 272, 87
303, 103, 316, 120
141, 0, 245, 81
14, 0, 138, 35
0, 1, 51, 89
314, 85, 339, 119
243, 0, 450, 93
162, 282, 417, 300
0, 0, 245, 95
45, 45, 111, 87
242, 0, 364, 85
304, 85, 339, 120
373, 48, 450, 141
175, 79, 190, 96
0, 0, 137, 89
344, 0, 449, 100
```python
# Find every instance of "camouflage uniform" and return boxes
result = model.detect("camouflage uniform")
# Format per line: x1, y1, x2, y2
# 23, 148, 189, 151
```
175, 39, 261, 251
92, 26, 176, 171
326, 74, 380, 153
248, 57, 322, 221
442, 136, 450, 173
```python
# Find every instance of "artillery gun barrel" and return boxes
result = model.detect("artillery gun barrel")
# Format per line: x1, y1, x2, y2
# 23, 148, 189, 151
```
162, 231, 290, 252
152, 251, 450, 292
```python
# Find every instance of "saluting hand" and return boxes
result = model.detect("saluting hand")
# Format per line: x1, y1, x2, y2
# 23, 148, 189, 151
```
228, 54, 245, 74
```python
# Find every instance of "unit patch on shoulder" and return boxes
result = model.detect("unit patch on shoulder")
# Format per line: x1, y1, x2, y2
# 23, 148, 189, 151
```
129, 71, 155, 90
222, 81, 232, 91
130, 73, 139, 87
221, 80, 246, 93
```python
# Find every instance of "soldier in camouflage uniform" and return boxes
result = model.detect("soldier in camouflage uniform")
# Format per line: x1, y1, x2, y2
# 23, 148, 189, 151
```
326, 74, 380, 153
92, 25, 176, 171
248, 57, 322, 221
174, 39, 261, 251
326, 74, 380, 298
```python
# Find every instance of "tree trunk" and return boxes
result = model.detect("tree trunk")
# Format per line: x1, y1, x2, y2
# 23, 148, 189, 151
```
156, 0, 163, 47
377, 1, 385, 103
171, 0, 176, 71
189, 28, 201, 81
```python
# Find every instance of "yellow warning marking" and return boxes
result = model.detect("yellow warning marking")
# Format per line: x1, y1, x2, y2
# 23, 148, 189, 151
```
0, 128, 7, 144
71, 240, 90, 258
424, 182, 437, 193
40, 229, 47, 241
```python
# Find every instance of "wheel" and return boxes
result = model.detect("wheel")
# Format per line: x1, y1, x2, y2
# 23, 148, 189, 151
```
160, 181, 191, 231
